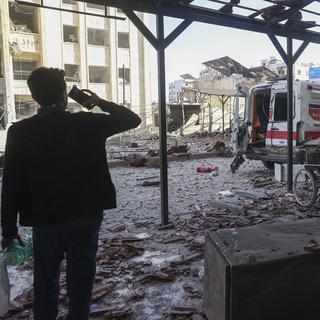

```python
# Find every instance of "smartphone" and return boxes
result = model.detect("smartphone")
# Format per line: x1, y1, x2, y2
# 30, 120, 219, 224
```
68, 86, 91, 107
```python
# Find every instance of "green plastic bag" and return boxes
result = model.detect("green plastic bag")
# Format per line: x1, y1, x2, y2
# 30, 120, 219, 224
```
0, 256, 10, 316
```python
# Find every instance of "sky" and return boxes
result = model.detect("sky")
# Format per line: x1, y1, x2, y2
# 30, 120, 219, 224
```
144, 1, 320, 100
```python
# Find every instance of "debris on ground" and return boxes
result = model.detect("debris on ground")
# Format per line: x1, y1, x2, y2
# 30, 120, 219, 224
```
4, 135, 320, 319
142, 180, 161, 187
233, 189, 272, 200
167, 145, 189, 155
124, 154, 147, 167
217, 190, 234, 197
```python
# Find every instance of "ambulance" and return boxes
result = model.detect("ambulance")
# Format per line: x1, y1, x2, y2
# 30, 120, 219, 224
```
231, 80, 320, 172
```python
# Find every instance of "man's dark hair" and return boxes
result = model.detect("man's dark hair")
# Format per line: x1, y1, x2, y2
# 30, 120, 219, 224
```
27, 67, 66, 106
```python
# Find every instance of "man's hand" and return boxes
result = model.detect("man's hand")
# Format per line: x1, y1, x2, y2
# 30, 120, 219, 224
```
81, 89, 102, 110
1, 234, 23, 250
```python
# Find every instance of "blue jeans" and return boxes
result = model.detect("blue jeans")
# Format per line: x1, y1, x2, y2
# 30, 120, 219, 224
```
32, 212, 103, 320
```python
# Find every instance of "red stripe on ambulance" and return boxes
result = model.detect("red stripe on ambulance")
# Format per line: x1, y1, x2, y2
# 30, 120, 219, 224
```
266, 131, 297, 140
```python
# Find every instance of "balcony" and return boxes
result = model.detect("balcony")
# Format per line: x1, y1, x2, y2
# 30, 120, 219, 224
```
86, 15, 108, 30
117, 20, 130, 32
13, 80, 31, 96
63, 43, 80, 64
87, 46, 110, 66
10, 32, 40, 54
62, 12, 78, 26
88, 83, 109, 100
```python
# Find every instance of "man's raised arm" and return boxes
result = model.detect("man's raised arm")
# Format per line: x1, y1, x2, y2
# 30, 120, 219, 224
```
82, 89, 142, 137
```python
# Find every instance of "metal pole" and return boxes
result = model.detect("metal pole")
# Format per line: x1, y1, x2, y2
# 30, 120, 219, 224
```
157, 14, 169, 225
208, 103, 213, 133
222, 96, 225, 136
287, 36, 294, 192
180, 91, 185, 136
201, 104, 205, 132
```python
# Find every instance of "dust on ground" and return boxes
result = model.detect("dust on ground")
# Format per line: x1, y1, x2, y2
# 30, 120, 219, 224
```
2, 154, 318, 319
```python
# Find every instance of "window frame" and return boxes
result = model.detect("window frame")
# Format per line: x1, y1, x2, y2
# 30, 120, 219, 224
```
63, 25, 79, 44
117, 32, 130, 49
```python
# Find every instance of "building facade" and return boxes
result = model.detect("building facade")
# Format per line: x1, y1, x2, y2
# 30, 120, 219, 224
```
261, 56, 312, 80
0, 0, 152, 141
168, 74, 197, 103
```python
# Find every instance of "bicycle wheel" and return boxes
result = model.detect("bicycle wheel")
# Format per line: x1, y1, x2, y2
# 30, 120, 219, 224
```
293, 169, 317, 208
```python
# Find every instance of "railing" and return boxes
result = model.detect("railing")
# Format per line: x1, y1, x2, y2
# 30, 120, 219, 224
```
10, 32, 40, 54
87, 46, 110, 66
13, 80, 31, 95
63, 43, 80, 64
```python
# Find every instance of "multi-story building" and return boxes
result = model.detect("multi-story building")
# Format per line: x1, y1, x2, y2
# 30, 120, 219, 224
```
168, 74, 197, 103
261, 56, 312, 80
0, 0, 152, 149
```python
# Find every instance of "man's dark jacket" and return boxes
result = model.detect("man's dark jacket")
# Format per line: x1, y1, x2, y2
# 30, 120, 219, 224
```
1, 101, 141, 237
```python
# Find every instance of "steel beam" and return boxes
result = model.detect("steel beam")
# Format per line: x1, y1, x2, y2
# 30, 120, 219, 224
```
164, 19, 193, 48
122, 9, 158, 49
293, 41, 310, 64
268, 34, 309, 192
157, 14, 169, 226
287, 36, 294, 192
270, 0, 315, 24
16, 0, 124, 20
268, 34, 289, 65
99, 0, 320, 45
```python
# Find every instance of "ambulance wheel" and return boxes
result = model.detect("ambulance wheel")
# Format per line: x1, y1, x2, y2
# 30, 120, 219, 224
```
293, 169, 317, 208
262, 161, 274, 170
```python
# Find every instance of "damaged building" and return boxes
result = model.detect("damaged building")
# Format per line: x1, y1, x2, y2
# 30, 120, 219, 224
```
167, 56, 278, 135
0, 0, 153, 150
2, 1, 320, 320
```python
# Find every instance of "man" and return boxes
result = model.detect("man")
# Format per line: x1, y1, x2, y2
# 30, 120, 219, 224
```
0, 67, 141, 319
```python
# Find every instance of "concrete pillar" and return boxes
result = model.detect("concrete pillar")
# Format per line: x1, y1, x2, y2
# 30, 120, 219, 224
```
0, 0, 16, 125
78, 2, 89, 89
109, 8, 118, 103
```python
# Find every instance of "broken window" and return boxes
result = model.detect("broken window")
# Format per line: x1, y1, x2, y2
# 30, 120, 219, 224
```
64, 64, 80, 82
88, 28, 109, 46
87, 3, 105, 9
118, 32, 130, 49
63, 25, 78, 43
9, 3, 39, 33
89, 66, 109, 83
274, 93, 287, 122
13, 60, 36, 80
118, 67, 130, 83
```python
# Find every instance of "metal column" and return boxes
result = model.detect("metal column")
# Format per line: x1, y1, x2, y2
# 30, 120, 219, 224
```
120, 9, 192, 226
287, 37, 294, 192
222, 96, 225, 136
157, 14, 169, 225
268, 34, 309, 192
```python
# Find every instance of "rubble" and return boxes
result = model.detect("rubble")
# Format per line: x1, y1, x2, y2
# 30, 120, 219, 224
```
141, 180, 161, 187
233, 189, 272, 200
4, 147, 319, 320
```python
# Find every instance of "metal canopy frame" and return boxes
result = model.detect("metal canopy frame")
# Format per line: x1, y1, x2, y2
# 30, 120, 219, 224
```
95, 0, 319, 225
25, 0, 320, 225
